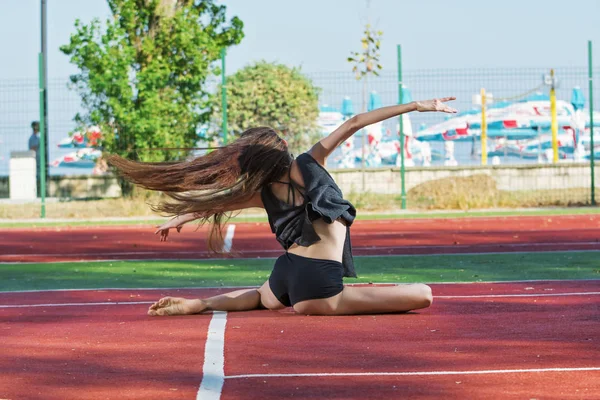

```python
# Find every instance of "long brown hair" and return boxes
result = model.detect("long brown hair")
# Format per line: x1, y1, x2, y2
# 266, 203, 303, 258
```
106, 127, 292, 251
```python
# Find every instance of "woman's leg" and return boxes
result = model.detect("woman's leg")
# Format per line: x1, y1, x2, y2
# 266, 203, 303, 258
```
148, 281, 286, 316
293, 284, 433, 316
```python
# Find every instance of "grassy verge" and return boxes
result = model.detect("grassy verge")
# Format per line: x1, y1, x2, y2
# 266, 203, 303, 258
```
2, 173, 598, 227
1, 252, 598, 292
409, 177, 596, 209
1, 182, 598, 224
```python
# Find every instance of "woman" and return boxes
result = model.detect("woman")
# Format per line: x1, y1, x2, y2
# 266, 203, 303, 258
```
108, 97, 457, 316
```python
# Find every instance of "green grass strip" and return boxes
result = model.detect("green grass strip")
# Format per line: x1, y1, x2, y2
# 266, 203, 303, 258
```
1, 252, 598, 292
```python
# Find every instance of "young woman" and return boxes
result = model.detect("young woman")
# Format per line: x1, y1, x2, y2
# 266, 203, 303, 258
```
108, 97, 457, 316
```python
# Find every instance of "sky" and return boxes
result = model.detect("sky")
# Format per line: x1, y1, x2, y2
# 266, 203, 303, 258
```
1, 0, 599, 81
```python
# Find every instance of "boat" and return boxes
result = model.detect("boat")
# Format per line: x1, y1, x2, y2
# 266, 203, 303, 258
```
51, 148, 102, 168
56, 126, 103, 149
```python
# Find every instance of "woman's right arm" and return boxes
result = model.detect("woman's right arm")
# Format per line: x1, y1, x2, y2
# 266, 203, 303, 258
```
155, 192, 264, 241
308, 97, 457, 165
155, 213, 199, 241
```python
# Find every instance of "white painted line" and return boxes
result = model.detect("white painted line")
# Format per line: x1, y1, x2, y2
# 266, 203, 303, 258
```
1, 279, 599, 294
2, 291, 599, 309
437, 292, 600, 299
356, 242, 600, 251
2, 241, 600, 260
222, 225, 236, 253
197, 311, 227, 400
357, 249, 600, 258
0, 286, 257, 294
0, 301, 152, 309
224, 366, 600, 380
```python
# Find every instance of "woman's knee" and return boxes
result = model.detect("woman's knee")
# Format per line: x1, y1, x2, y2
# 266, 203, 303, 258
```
414, 284, 433, 308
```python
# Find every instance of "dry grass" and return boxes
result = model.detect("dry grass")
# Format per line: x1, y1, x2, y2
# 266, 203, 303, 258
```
0, 189, 160, 220
407, 174, 594, 210
407, 174, 500, 210
1, 175, 596, 219
0, 188, 266, 220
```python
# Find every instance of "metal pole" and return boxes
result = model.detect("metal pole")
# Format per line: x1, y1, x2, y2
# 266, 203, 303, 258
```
397, 45, 406, 209
589, 41, 596, 205
550, 69, 559, 163
361, 77, 367, 192
481, 88, 487, 165
40, 0, 48, 215
221, 48, 228, 145
38, 53, 47, 218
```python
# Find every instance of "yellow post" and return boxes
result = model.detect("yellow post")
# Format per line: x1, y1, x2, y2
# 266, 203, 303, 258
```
550, 69, 558, 163
481, 88, 487, 165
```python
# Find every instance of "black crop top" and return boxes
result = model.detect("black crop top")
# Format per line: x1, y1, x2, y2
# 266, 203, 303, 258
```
260, 153, 357, 278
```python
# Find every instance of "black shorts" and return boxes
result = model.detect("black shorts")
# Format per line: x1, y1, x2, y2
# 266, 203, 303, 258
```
268, 252, 344, 307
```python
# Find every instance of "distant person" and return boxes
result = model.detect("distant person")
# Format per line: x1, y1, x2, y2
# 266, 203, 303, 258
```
28, 121, 40, 168
28, 121, 41, 196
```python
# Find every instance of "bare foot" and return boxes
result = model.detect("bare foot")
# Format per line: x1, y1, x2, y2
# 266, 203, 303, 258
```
147, 297, 207, 316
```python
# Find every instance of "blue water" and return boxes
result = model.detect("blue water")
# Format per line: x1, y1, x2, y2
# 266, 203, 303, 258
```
1, 131, 541, 177
5, 71, 572, 176
0, 136, 93, 176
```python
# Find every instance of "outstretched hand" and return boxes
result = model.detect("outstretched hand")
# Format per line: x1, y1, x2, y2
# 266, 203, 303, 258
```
415, 97, 457, 114
155, 218, 184, 242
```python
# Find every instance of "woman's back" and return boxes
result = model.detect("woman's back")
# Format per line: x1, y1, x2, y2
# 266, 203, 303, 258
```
264, 155, 349, 263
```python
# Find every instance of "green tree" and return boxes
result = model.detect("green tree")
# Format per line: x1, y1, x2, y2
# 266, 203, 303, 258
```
60, 0, 244, 191
213, 61, 320, 154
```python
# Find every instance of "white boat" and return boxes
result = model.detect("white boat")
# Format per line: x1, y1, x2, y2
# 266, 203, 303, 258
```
488, 133, 575, 159
416, 94, 600, 142
51, 148, 102, 168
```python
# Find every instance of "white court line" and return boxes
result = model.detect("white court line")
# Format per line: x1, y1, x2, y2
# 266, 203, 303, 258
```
0, 301, 153, 308
437, 292, 600, 299
224, 366, 600, 380
2, 241, 600, 260
1, 279, 599, 294
197, 311, 227, 400
222, 225, 236, 253
2, 291, 599, 309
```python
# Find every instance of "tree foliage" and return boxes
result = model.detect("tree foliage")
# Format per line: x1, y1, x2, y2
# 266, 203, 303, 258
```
213, 61, 320, 154
61, 0, 244, 167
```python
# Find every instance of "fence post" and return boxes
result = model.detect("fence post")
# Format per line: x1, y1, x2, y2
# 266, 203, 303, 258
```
550, 69, 559, 163
588, 41, 596, 205
221, 48, 228, 145
481, 88, 487, 165
397, 44, 406, 209
38, 53, 47, 218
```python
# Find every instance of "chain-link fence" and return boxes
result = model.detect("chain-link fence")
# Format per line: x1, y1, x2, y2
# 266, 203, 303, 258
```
0, 78, 83, 177
1, 65, 598, 208
309, 66, 599, 207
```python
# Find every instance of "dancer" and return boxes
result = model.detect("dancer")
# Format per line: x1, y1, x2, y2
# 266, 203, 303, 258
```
108, 97, 457, 316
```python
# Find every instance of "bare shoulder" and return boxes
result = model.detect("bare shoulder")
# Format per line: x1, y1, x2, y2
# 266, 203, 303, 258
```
306, 144, 327, 166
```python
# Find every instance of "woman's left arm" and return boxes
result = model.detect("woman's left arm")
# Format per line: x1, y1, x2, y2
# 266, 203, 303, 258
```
309, 97, 457, 164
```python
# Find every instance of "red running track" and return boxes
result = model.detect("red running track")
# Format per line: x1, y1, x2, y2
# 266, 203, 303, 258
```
1, 281, 599, 399
1, 215, 600, 262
